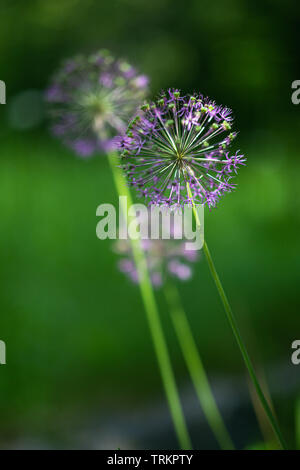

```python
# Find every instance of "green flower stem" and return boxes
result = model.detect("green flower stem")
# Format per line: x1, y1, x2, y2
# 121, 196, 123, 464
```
107, 152, 192, 450
164, 282, 234, 450
164, 280, 234, 450
247, 376, 278, 449
186, 182, 287, 450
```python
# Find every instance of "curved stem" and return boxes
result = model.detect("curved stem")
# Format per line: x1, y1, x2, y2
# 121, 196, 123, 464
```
186, 182, 287, 450
164, 280, 234, 450
203, 241, 287, 449
107, 152, 192, 449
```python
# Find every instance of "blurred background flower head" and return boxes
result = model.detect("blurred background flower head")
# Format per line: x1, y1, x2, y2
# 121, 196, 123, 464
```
113, 208, 198, 287
46, 49, 149, 157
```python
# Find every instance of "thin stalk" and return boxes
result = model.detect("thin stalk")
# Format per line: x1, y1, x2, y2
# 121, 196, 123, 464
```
186, 182, 287, 450
243, 319, 279, 448
247, 376, 279, 449
107, 152, 192, 449
164, 280, 234, 449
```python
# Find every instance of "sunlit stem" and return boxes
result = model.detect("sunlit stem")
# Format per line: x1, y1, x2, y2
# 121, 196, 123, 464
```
164, 280, 234, 450
107, 152, 192, 449
247, 375, 279, 449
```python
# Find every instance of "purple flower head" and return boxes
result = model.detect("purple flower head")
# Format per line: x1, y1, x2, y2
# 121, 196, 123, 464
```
118, 89, 246, 208
113, 209, 199, 288
46, 50, 149, 158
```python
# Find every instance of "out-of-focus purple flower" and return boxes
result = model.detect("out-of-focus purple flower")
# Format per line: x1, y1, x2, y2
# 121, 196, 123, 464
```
46, 50, 149, 158
118, 89, 246, 208
45, 84, 70, 103
113, 210, 198, 288
71, 139, 96, 158
133, 75, 149, 89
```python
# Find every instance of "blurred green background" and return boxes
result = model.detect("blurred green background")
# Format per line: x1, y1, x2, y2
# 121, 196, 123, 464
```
0, 0, 299, 449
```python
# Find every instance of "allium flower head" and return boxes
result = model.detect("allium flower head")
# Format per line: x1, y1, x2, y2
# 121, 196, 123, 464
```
119, 89, 246, 208
114, 210, 198, 288
46, 50, 149, 157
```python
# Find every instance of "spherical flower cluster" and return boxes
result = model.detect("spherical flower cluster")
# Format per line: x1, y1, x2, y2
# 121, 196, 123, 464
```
46, 50, 149, 157
113, 211, 198, 287
118, 89, 246, 208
